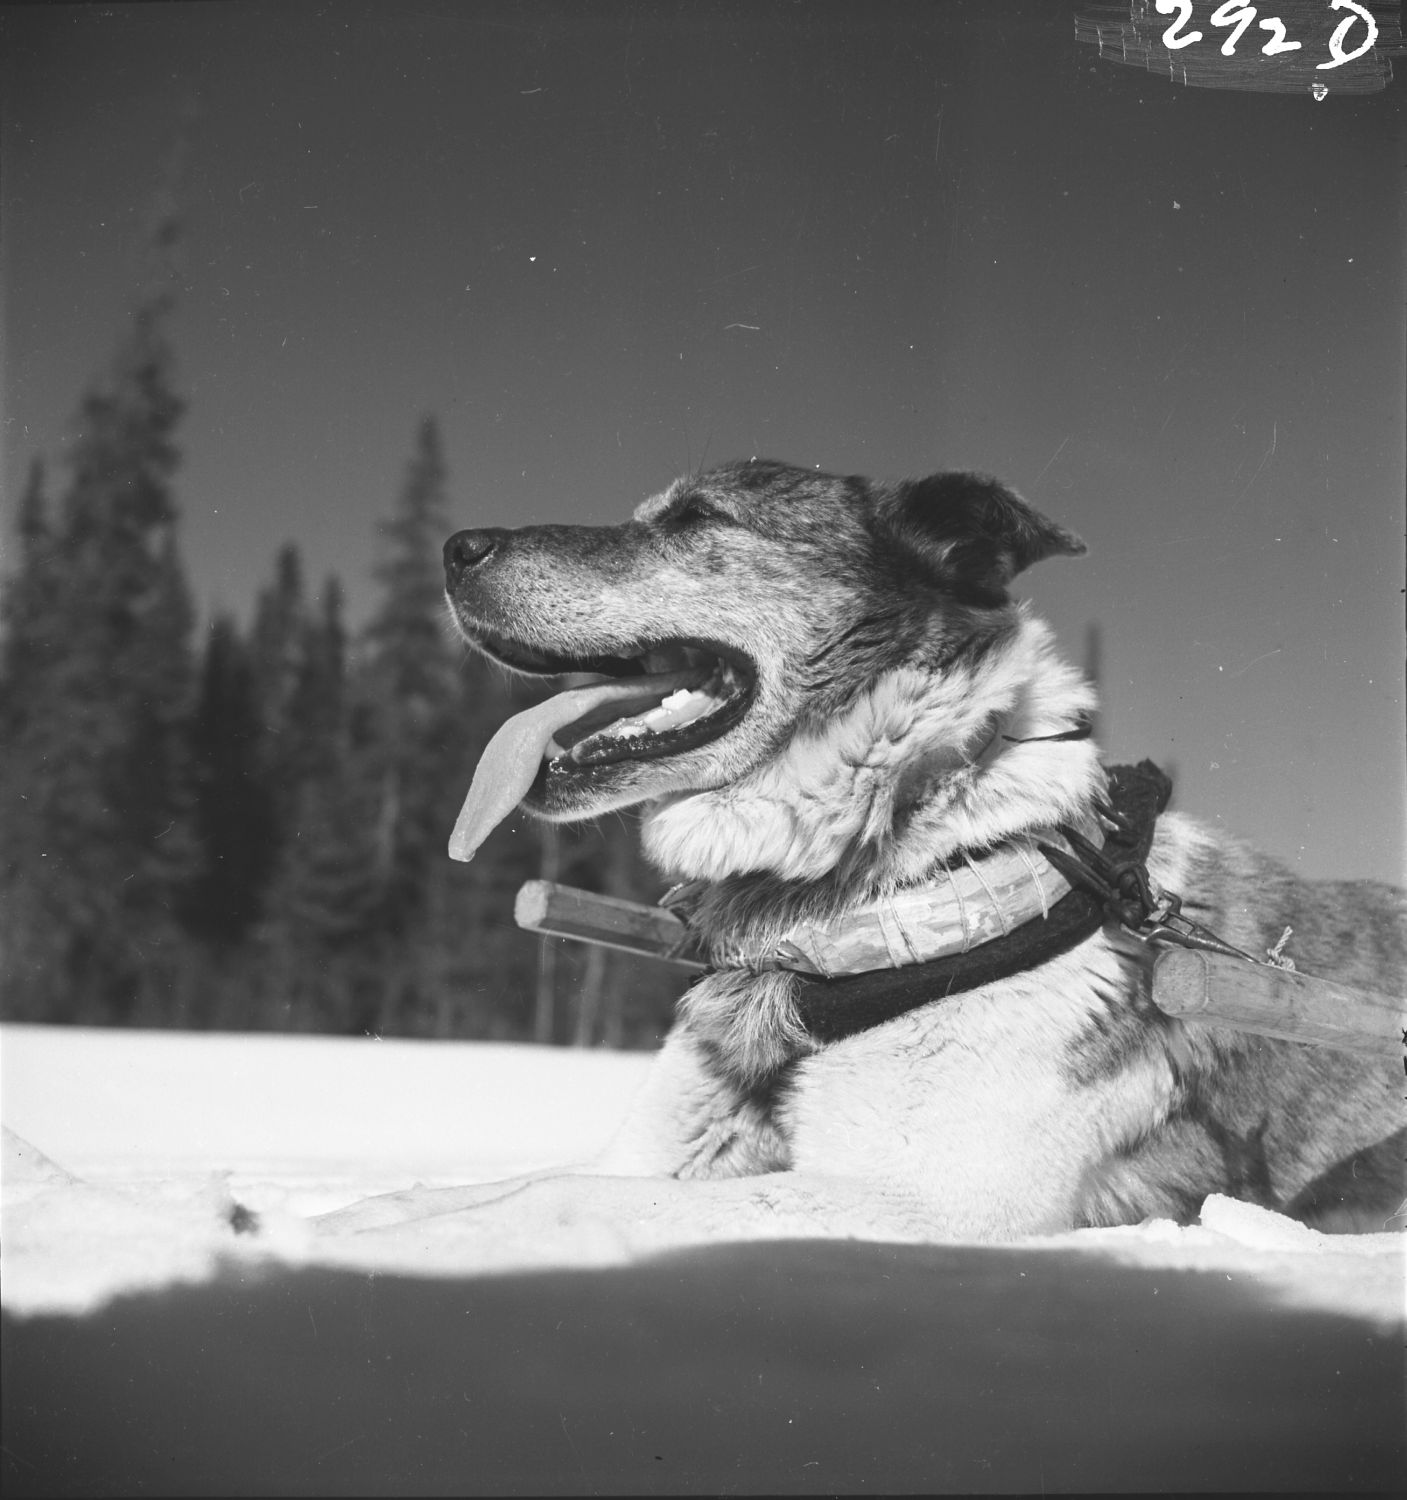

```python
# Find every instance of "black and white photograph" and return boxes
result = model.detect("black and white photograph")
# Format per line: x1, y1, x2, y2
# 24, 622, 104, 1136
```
2, 1, 1403, 1494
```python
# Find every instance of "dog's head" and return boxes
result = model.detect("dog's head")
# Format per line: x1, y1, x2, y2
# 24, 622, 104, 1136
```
443, 460, 1085, 858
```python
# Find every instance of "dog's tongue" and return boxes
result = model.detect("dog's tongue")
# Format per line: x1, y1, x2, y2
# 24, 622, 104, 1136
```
447, 672, 697, 862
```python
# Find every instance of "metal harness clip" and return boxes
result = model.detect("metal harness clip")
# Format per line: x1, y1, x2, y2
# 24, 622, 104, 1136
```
1037, 822, 1264, 966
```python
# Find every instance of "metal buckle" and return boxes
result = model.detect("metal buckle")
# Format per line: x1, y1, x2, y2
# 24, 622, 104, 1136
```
1035, 823, 1156, 930
1037, 823, 1265, 966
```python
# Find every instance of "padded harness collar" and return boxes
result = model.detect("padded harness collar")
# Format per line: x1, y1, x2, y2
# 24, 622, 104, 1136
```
788, 761, 1173, 1043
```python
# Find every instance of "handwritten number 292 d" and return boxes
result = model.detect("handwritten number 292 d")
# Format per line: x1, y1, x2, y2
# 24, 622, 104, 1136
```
1153, 0, 1378, 67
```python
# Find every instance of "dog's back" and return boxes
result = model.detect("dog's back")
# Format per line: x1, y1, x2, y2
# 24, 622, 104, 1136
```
1076, 812, 1405, 1233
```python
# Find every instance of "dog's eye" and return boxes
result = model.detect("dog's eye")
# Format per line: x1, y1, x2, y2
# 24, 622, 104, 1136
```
671, 497, 721, 527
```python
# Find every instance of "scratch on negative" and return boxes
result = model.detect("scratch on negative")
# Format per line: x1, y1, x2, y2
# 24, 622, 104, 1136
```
1226, 647, 1282, 679
724, 323, 761, 331
560, 1414, 585, 1474
1030, 436, 1070, 489
1233, 422, 1277, 506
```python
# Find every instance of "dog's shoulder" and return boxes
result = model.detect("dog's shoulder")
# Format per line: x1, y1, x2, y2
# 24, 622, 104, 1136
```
1149, 809, 1406, 987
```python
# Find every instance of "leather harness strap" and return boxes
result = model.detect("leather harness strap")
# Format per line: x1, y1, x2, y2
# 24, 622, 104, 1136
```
789, 760, 1173, 1043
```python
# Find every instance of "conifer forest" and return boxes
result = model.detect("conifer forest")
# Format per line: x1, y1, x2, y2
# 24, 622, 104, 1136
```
0, 275, 680, 1047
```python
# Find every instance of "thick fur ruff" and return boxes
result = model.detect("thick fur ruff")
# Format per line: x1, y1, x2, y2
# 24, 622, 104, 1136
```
320, 460, 1404, 1251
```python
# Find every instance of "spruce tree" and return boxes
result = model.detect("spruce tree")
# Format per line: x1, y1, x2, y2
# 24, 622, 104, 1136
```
242, 550, 344, 866
250, 545, 307, 757
0, 282, 198, 1021
256, 755, 383, 1033
285, 575, 348, 789
0, 462, 64, 1011
252, 571, 379, 1032
355, 415, 539, 1034
361, 416, 465, 942
185, 615, 277, 948
0, 461, 60, 739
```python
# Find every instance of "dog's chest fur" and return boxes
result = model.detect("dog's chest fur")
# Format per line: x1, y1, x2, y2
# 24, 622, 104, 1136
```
615, 621, 1166, 1233
636, 931, 1175, 1238
609, 807, 1405, 1239
781, 938, 1178, 1235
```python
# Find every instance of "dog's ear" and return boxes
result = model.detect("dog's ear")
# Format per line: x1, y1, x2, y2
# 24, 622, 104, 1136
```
877, 472, 1086, 604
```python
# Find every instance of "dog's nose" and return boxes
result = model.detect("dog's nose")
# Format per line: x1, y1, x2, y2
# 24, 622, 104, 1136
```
443, 529, 502, 588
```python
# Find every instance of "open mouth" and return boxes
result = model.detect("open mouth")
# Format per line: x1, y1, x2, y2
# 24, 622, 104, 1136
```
472, 632, 754, 769
447, 629, 756, 862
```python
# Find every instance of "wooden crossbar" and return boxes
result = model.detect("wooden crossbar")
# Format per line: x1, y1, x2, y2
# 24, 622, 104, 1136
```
515, 880, 1405, 1057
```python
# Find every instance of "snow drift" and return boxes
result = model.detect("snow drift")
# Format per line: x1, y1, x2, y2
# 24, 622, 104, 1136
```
2, 1023, 1402, 1322
2, 1023, 1402, 1495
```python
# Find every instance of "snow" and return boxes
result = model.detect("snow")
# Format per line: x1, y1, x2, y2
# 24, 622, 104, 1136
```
2, 1022, 1403, 1326
1, 1024, 653, 1316
4, 1022, 1403, 1495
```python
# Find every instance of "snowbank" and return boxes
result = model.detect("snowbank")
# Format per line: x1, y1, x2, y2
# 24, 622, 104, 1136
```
2, 1023, 654, 1315
2, 1023, 1401, 1322
3, 1024, 1402, 1496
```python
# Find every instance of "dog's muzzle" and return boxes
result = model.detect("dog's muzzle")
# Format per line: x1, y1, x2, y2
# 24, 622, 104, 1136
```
440, 525, 757, 859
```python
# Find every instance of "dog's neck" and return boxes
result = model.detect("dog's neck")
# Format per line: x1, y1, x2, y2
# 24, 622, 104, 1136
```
641, 612, 1103, 903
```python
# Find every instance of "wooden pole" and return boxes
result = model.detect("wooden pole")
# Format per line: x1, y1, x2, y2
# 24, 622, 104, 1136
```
514, 880, 707, 969
532, 831, 562, 1044
513, 879, 1405, 1059
1151, 946, 1403, 1058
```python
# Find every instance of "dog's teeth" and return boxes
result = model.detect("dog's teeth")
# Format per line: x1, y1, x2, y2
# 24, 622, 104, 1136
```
584, 686, 719, 749
448, 675, 699, 861
646, 687, 701, 724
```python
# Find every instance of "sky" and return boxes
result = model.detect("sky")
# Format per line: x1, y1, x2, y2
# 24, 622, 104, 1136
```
1, 0, 1403, 883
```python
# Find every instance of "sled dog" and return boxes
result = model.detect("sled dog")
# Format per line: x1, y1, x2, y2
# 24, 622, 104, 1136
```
319, 460, 1404, 1253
